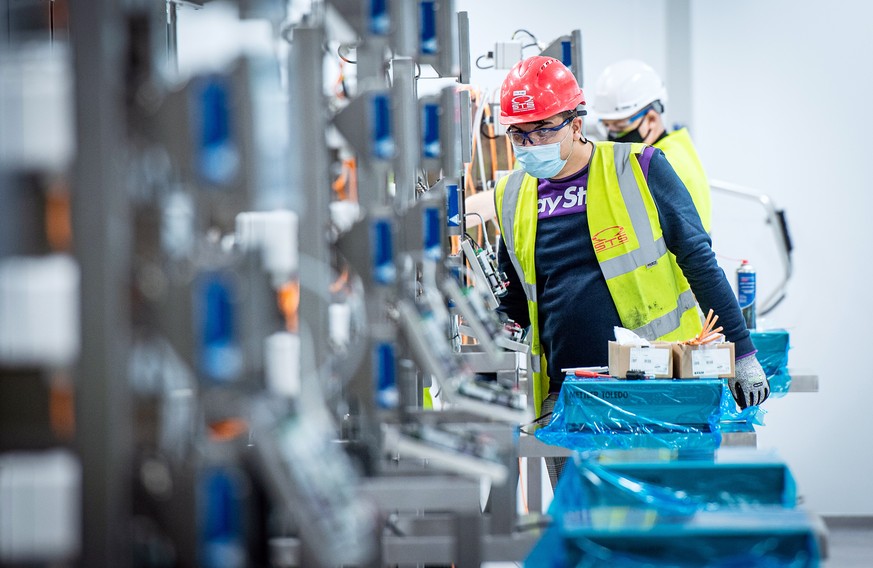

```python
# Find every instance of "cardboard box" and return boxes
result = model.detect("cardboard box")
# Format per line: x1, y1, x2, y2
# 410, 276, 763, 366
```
672, 342, 735, 379
608, 341, 673, 378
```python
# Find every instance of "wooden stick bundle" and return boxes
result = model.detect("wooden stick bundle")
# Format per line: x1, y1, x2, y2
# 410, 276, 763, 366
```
684, 309, 725, 345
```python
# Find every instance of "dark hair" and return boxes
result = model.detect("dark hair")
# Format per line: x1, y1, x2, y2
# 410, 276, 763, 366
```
560, 105, 588, 120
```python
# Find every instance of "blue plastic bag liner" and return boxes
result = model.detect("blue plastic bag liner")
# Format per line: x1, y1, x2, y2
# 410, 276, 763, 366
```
768, 368, 792, 397
554, 508, 820, 568
554, 452, 798, 512
536, 379, 724, 453
526, 517, 820, 567
750, 329, 791, 395
717, 382, 768, 425
524, 523, 575, 568
525, 457, 813, 567
549, 456, 701, 519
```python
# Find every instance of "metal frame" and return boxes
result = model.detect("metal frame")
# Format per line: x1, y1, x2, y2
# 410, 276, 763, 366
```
710, 179, 794, 315
70, 0, 133, 565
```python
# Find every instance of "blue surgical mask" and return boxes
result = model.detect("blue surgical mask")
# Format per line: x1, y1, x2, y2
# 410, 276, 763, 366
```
514, 128, 573, 179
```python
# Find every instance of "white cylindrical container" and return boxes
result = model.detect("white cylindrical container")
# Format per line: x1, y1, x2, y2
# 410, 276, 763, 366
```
264, 331, 300, 398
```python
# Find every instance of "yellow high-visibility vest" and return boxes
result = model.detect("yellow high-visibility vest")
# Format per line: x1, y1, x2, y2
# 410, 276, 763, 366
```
655, 128, 712, 232
495, 141, 702, 414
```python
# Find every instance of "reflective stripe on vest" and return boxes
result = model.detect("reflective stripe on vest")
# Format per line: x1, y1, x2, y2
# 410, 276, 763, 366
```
496, 170, 547, 413
500, 170, 538, 302
588, 141, 700, 341
633, 288, 696, 338
599, 143, 669, 280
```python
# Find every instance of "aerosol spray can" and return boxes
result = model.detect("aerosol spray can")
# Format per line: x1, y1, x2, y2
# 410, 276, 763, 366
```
737, 260, 756, 330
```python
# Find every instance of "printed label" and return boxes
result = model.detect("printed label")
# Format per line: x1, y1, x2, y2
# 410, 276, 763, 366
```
738, 272, 756, 308
582, 390, 630, 400
629, 347, 670, 375
537, 185, 587, 217
511, 90, 535, 113
592, 225, 629, 252
691, 348, 732, 376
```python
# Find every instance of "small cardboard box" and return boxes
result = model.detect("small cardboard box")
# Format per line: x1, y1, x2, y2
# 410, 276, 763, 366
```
672, 342, 735, 379
608, 341, 673, 378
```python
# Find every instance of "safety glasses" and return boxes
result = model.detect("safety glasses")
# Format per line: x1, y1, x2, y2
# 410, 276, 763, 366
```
600, 106, 650, 135
507, 117, 573, 147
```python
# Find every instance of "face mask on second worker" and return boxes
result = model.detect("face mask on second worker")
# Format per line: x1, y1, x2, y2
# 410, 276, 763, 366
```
608, 123, 647, 143
605, 107, 652, 143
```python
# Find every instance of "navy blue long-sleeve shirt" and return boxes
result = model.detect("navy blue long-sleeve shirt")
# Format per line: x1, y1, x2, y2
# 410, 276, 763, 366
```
496, 144, 753, 393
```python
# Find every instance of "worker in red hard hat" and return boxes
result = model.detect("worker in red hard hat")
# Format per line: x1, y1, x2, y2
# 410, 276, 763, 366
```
493, 56, 768, 486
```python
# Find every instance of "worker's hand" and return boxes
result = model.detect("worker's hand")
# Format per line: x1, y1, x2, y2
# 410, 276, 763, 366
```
730, 355, 770, 409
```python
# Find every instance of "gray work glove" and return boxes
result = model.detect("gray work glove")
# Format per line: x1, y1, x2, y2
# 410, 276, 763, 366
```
730, 355, 771, 409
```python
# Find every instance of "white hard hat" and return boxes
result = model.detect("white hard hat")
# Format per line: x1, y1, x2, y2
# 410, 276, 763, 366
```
593, 59, 667, 120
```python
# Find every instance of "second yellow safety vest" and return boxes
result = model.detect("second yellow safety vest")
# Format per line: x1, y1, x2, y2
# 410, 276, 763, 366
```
655, 128, 712, 232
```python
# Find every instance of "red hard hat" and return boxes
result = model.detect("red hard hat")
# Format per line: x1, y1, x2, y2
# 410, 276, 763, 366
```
499, 56, 585, 125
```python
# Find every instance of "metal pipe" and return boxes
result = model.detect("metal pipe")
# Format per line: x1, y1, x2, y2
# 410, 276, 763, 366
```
287, 26, 332, 388
70, 0, 132, 564
166, 1, 178, 74
391, 57, 418, 211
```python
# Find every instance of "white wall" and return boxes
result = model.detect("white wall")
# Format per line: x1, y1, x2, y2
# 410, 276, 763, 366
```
691, 1, 873, 515
174, 1, 276, 78
456, 0, 668, 104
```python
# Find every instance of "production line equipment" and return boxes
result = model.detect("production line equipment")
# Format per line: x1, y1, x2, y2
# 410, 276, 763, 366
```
0, 0, 551, 566
0, 10, 81, 564
1, 2, 828, 567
